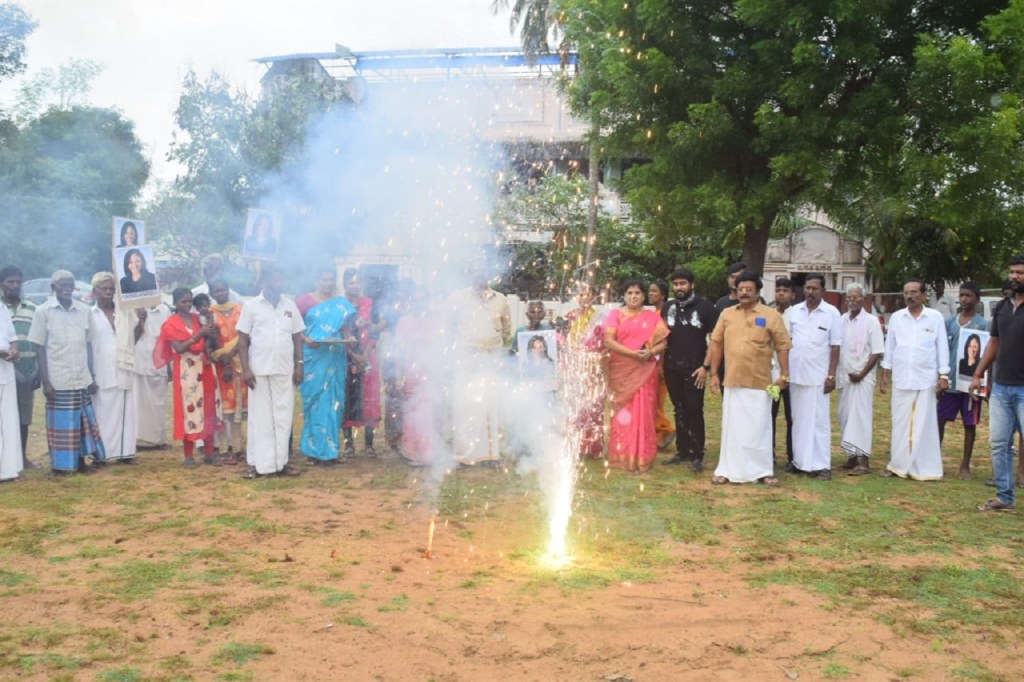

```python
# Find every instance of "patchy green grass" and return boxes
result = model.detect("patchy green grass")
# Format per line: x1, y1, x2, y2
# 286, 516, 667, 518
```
205, 514, 278, 534
212, 642, 274, 667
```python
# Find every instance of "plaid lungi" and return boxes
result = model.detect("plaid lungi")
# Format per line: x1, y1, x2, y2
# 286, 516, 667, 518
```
46, 389, 106, 471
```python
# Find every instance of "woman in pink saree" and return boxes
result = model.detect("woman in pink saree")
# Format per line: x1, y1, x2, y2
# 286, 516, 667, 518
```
604, 279, 669, 473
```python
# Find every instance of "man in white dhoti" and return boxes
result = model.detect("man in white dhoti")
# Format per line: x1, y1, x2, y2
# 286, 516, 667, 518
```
786, 274, 841, 480
837, 284, 884, 476
238, 267, 305, 478
89, 273, 138, 463
879, 279, 949, 480
132, 301, 171, 448
446, 271, 511, 466
0, 304, 23, 482
709, 272, 792, 485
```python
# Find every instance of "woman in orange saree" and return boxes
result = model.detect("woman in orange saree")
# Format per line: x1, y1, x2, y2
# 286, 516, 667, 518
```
153, 287, 221, 467
604, 279, 669, 473
209, 279, 246, 462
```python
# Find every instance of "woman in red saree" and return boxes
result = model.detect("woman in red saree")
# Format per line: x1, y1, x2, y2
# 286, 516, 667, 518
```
153, 287, 221, 466
604, 279, 669, 473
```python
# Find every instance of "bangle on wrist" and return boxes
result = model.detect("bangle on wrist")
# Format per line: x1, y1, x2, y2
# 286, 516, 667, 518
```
778, 375, 789, 382
827, 375, 835, 381
939, 374, 949, 380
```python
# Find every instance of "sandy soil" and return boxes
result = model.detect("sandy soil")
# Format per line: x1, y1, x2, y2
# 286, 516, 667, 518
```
3, 444, 1020, 682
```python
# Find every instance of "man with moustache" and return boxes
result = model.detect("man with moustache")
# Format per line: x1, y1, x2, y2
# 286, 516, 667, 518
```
660, 268, 719, 472
786, 273, 842, 480
879, 279, 949, 481
27, 271, 105, 474
0, 266, 41, 469
237, 266, 305, 478
836, 283, 884, 476
715, 261, 747, 311
971, 255, 1024, 511
708, 272, 791, 485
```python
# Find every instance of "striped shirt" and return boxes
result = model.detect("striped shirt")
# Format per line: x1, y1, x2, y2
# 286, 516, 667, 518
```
2, 297, 38, 383
27, 298, 97, 391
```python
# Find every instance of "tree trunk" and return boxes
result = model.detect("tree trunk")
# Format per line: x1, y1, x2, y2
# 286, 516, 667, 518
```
741, 213, 776, 277
584, 120, 600, 287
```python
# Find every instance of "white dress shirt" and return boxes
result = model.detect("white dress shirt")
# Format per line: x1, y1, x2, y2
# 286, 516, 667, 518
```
236, 294, 305, 376
881, 307, 950, 390
787, 300, 842, 385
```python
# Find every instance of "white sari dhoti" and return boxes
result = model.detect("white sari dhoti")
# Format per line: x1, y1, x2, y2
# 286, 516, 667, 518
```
0, 383, 23, 481
838, 379, 874, 458
93, 385, 138, 460
887, 388, 943, 480
451, 349, 502, 465
246, 373, 294, 475
790, 383, 832, 472
134, 373, 168, 447
715, 387, 774, 483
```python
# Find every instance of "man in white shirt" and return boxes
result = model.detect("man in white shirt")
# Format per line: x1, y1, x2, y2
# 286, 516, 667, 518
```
837, 284, 884, 476
27, 270, 105, 473
785, 274, 842, 480
446, 271, 511, 466
89, 273, 137, 463
880, 279, 950, 480
132, 302, 172, 448
237, 266, 305, 478
929, 280, 957, 318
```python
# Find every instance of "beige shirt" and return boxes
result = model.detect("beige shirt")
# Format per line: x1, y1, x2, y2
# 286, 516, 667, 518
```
236, 294, 305, 376
711, 302, 791, 389
447, 287, 511, 350
27, 298, 97, 390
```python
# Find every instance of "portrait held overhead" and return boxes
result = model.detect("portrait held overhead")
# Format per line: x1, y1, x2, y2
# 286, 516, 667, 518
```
241, 209, 281, 261
2, 0, 1023, 678
115, 246, 159, 299
112, 217, 146, 247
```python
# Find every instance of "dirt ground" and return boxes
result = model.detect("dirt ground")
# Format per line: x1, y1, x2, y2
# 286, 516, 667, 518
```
4, 441, 1021, 682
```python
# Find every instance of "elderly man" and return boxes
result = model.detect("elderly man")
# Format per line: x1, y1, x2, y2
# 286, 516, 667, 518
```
27, 271, 105, 474
191, 254, 242, 303
0, 303, 22, 482
132, 301, 172, 448
1, 265, 41, 468
937, 282, 988, 479
510, 300, 553, 355
879, 279, 949, 480
90, 273, 138, 463
446, 270, 511, 466
786, 274, 841, 479
237, 266, 305, 478
709, 272, 792, 485
837, 283, 884, 475
971, 255, 1024, 511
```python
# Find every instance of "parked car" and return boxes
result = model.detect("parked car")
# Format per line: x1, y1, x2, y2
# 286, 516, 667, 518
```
976, 296, 1004, 326
20, 278, 94, 306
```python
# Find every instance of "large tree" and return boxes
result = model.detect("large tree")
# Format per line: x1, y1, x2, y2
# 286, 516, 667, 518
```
554, 0, 1018, 276
0, 106, 149, 277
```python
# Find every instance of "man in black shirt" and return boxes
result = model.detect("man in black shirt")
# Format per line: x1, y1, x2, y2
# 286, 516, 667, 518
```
971, 254, 1024, 511
662, 268, 720, 472
715, 262, 747, 311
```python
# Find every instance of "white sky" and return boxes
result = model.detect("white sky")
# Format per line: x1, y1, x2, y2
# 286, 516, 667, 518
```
11, 0, 517, 187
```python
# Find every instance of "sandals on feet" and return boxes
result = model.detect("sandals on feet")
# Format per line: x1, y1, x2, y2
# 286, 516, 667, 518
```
241, 466, 259, 479
277, 464, 302, 477
977, 498, 1014, 512
758, 476, 780, 486
711, 475, 729, 485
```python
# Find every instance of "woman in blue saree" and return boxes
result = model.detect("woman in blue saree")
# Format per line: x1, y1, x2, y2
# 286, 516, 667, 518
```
298, 270, 356, 464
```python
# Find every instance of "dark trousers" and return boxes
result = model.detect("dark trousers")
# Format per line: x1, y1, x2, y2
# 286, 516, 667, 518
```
665, 368, 706, 460
771, 386, 793, 463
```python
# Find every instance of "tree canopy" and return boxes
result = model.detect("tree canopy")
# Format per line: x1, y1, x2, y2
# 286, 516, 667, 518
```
0, 106, 149, 278
0, 3, 35, 83
551, 0, 1022, 282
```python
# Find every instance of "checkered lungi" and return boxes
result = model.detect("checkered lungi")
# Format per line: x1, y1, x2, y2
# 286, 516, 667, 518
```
46, 389, 106, 471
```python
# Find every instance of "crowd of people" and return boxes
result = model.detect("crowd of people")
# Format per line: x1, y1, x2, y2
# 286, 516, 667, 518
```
0, 253, 1021, 514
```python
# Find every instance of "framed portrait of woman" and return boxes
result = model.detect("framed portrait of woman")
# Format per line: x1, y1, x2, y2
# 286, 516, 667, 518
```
112, 217, 146, 248
955, 329, 990, 391
114, 245, 161, 306
517, 329, 558, 390
242, 209, 281, 261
